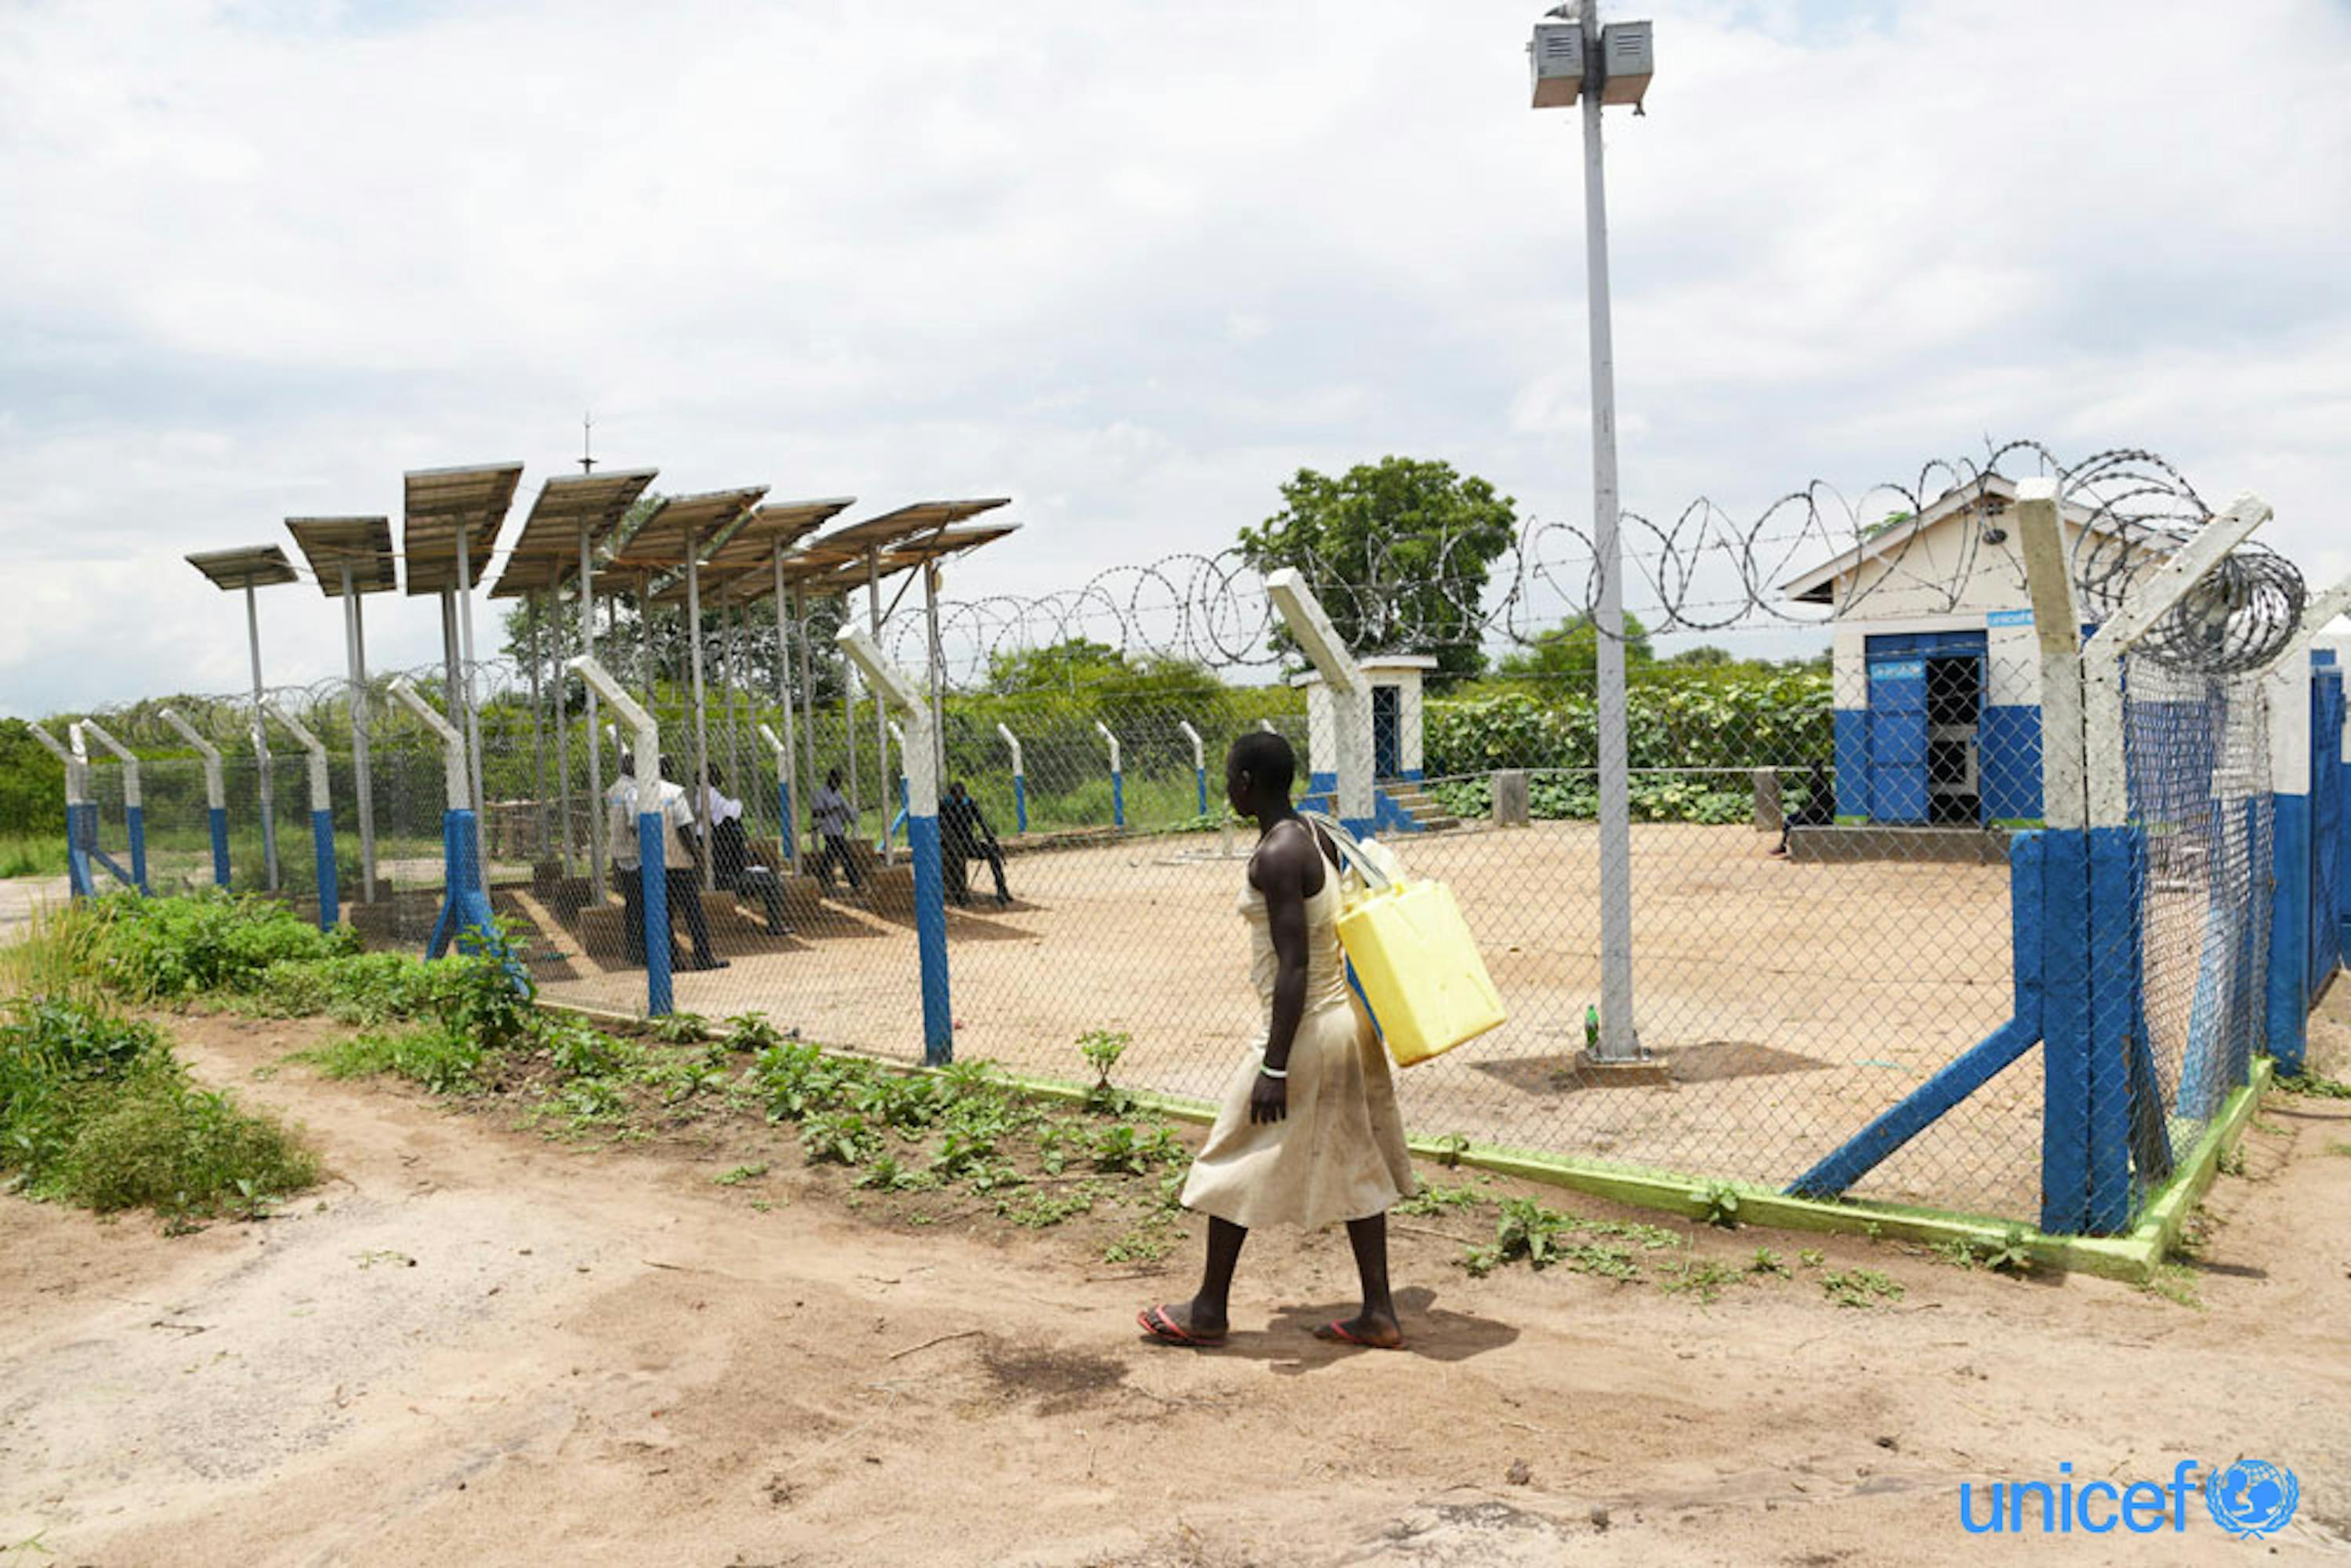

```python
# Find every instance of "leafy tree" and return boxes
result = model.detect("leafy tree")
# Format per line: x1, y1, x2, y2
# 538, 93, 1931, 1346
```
1237, 457, 1518, 682
0, 719, 64, 835
1495, 612, 1654, 687
1665, 645, 1734, 668
985, 639, 1128, 696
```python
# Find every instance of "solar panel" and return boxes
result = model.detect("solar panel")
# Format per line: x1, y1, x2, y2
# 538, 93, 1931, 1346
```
285, 516, 397, 596
187, 545, 299, 591
402, 462, 523, 596
610, 485, 767, 566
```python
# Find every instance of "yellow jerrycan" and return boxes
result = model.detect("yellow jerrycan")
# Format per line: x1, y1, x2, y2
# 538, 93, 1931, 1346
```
1303, 813, 1506, 1066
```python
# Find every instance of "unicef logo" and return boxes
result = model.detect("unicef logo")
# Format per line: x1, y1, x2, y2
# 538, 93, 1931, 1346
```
2205, 1461, 2300, 1540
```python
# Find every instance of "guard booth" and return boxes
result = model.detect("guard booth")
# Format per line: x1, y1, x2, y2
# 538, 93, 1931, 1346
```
1292, 654, 1442, 831
1781, 473, 2157, 833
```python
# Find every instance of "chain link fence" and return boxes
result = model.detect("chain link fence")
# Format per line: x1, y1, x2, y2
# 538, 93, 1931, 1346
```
38, 450, 2341, 1237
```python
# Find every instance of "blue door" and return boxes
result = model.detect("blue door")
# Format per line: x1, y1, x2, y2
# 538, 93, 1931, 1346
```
1868, 656, 1929, 823
1372, 686, 1402, 779
2313, 666, 2345, 996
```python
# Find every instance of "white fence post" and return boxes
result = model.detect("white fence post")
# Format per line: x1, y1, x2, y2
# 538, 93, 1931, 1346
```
75, 719, 147, 895
31, 722, 92, 898
161, 708, 231, 887
1093, 719, 1125, 829
568, 657, 671, 1016
996, 722, 1026, 834
262, 701, 338, 929
839, 626, 954, 1064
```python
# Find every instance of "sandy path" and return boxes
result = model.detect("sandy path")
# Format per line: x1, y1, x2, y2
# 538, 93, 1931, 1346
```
2, 1006, 2348, 1566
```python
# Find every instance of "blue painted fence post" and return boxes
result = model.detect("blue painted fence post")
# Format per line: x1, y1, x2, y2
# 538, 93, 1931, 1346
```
29, 726, 94, 899
311, 810, 339, 930
640, 810, 672, 1018
997, 723, 1027, 835
1178, 720, 1208, 819
162, 708, 232, 889
847, 628, 953, 1064
1095, 721, 1125, 831
565, 657, 673, 1019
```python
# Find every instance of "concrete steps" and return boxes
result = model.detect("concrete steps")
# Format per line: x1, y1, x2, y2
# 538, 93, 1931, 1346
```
1378, 780, 1462, 834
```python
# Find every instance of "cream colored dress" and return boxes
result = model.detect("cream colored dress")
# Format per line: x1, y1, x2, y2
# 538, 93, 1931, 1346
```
1179, 860, 1418, 1231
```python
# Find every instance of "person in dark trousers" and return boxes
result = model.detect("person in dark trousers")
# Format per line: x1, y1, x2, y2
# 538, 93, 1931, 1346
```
940, 780, 1011, 907
605, 751, 647, 965
810, 768, 863, 893
701, 763, 791, 935
657, 753, 727, 971
1773, 761, 1835, 856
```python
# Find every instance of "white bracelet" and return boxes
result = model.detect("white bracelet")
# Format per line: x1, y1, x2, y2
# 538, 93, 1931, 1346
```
1258, 1063, 1288, 1080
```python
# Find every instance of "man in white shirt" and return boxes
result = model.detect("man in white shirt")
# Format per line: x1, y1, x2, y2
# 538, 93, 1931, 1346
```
605, 753, 650, 965
605, 752, 724, 971
654, 754, 725, 971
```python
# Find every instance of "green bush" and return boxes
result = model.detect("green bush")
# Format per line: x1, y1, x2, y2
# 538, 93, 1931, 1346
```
0, 994, 317, 1218
81, 890, 358, 1001
1425, 668, 1831, 780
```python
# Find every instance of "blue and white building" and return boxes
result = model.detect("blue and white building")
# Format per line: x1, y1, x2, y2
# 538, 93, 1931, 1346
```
1780, 474, 2146, 827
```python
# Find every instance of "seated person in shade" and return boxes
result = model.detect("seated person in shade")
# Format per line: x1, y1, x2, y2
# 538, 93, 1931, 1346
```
701, 764, 790, 936
940, 780, 1011, 907
1773, 761, 1835, 856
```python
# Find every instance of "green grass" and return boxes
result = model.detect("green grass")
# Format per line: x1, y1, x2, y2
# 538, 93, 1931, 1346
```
0, 833, 67, 879
291, 1023, 488, 1096
0, 993, 317, 1221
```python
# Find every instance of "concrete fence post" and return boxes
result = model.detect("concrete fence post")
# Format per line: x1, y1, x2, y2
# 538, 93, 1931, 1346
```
996, 722, 1026, 833
262, 701, 337, 930
1178, 720, 1208, 817
841, 627, 953, 1065
1263, 570, 1375, 837
567, 657, 670, 1017
390, 677, 505, 968
161, 708, 231, 888
75, 719, 147, 895
758, 722, 797, 871
30, 723, 93, 899
1093, 720, 1125, 829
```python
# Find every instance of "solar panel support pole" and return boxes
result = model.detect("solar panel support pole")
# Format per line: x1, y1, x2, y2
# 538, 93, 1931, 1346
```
867, 545, 891, 867
455, 526, 488, 826
723, 601, 743, 808
925, 562, 947, 797
581, 524, 607, 903
684, 527, 715, 893
340, 563, 378, 904
161, 708, 230, 888
773, 550, 801, 871
795, 585, 819, 864
552, 585, 574, 882
527, 588, 549, 872
246, 581, 281, 892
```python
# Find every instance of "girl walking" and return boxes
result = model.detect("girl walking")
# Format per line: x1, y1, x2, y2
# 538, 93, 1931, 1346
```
1139, 731, 1417, 1350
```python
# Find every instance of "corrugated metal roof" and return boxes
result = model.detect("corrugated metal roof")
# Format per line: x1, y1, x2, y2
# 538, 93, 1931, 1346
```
284, 516, 397, 596
609, 485, 767, 566
187, 545, 299, 591
402, 462, 523, 596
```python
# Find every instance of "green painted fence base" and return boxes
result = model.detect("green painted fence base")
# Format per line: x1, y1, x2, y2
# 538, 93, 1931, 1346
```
536, 998, 2276, 1288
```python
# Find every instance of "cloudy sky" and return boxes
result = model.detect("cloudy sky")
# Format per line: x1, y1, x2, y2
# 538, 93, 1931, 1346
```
2, 0, 2346, 712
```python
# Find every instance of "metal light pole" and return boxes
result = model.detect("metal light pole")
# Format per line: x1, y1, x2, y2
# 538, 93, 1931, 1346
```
1531, 3, 1653, 1063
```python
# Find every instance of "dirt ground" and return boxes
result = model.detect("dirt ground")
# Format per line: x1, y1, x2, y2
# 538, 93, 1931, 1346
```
3, 999, 2348, 1566
526, 822, 2038, 1219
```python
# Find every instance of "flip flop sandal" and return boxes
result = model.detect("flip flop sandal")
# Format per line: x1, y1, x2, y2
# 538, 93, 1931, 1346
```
1137, 1304, 1225, 1348
1316, 1320, 1405, 1351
